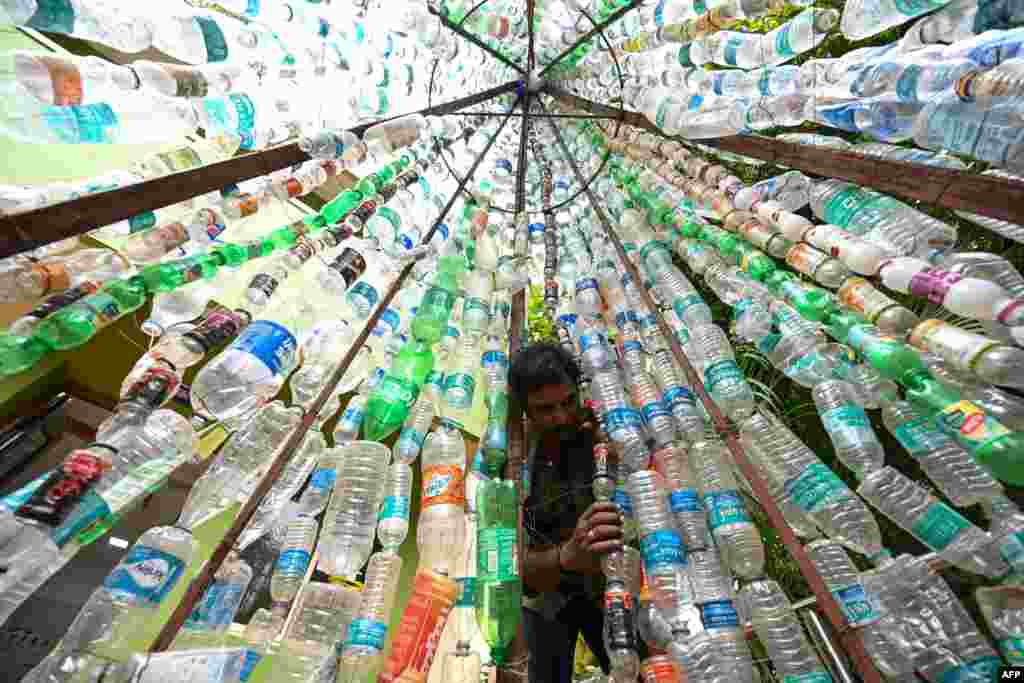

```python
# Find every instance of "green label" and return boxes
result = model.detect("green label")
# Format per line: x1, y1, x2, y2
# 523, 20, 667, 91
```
999, 637, 1024, 666
704, 490, 751, 530
85, 292, 124, 324
1000, 530, 1024, 570
704, 359, 745, 393
833, 583, 879, 626
723, 36, 744, 66
456, 576, 478, 607
478, 527, 517, 581
783, 673, 833, 683
774, 22, 795, 58
195, 16, 229, 62
823, 187, 875, 229
911, 502, 971, 552
784, 463, 849, 513
893, 416, 953, 457
821, 404, 874, 451
891, 0, 948, 17
937, 656, 1002, 683
672, 294, 705, 319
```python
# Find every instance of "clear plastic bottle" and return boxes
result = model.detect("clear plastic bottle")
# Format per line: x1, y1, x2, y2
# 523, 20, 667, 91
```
604, 580, 641, 683
392, 392, 436, 465
443, 334, 481, 428
632, 370, 679, 447
882, 400, 1002, 507
0, 247, 130, 303
270, 515, 318, 616
653, 442, 709, 550
320, 441, 390, 580
337, 552, 404, 683
984, 494, 1024, 575
637, 578, 673, 653
976, 584, 1024, 666
739, 409, 885, 558
688, 432, 770, 581
858, 466, 1009, 578
740, 579, 832, 683
836, 277, 920, 334
649, 349, 703, 441
805, 540, 884, 627
378, 462, 413, 552
690, 324, 756, 421
908, 319, 1024, 389
177, 551, 252, 649
628, 470, 694, 637
812, 380, 886, 480
418, 419, 468, 577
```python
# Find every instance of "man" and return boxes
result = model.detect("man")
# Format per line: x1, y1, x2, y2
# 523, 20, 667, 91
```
510, 342, 625, 683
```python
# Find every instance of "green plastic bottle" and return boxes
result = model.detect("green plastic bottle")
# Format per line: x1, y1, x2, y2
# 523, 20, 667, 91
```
363, 373, 419, 442
0, 333, 48, 376
33, 278, 147, 351
411, 244, 465, 345
475, 478, 521, 667
319, 189, 363, 225
393, 339, 435, 386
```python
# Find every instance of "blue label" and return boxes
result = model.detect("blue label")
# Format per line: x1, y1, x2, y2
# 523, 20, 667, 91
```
774, 23, 795, 57
833, 584, 879, 626
670, 490, 702, 513
701, 600, 740, 629
641, 399, 672, 423
724, 37, 744, 66
240, 650, 262, 682
380, 495, 410, 520
576, 277, 600, 294
187, 580, 244, 629
640, 529, 686, 568
784, 463, 849, 513
528, 223, 545, 236
612, 488, 633, 516
938, 656, 1002, 683
195, 16, 229, 62
1, 468, 55, 513
399, 426, 427, 448
350, 281, 380, 311
104, 545, 186, 605
376, 308, 400, 336
604, 407, 644, 432
44, 103, 118, 144
245, 0, 260, 15
310, 467, 336, 492
347, 618, 388, 650
233, 320, 297, 375
705, 490, 752, 530
622, 340, 643, 353
456, 576, 478, 607
495, 159, 513, 172
482, 350, 509, 369
663, 386, 696, 409
579, 332, 606, 353
52, 489, 111, 547
275, 548, 312, 576
27, 0, 76, 33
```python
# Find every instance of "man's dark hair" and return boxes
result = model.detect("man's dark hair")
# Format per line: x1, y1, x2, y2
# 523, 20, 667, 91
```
509, 342, 581, 410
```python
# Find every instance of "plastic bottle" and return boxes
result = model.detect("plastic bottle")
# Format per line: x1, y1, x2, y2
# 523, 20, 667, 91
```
320, 441, 389, 579
882, 400, 1002, 507
858, 466, 1009, 578
836, 277, 919, 334
142, 279, 217, 338
632, 370, 679, 447
812, 380, 886, 479
649, 349, 703, 441
462, 270, 494, 337
689, 324, 756, 420
443, 334, 481, 429
270, 515, 318, 616
653, 443, 708, 550
976, 584, 1024, 666
377, 569, 460, 683
0, 248, 130, 303
378, 462, 413, 552
913, 93, 1024, 177
177, 552, 253, 648
337, 552, 404, 683
393, 393, 436, 465
475, 478, 521, 666
908, 319, 1024, 389
740, 580, 833, 683
418, 419, 468, 577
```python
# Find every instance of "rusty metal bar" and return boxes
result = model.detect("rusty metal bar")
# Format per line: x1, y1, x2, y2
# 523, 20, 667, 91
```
545, 112, 886, 683
538, 0, 645, 76
544, 85, 1024, 226
148, 99, 520, 652
527, 0, 537, 73
515, 97, 532, 214
0, 80, 520, 260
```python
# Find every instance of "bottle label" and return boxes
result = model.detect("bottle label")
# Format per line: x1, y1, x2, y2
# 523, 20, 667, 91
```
908, 268, 962, 305
640, 529, 686, 568
186, 310, 245, 351
27, 0, 76, 32
275, 548, 312, 576
422, 464, 465, 508
232, 320, 297, 376
42, 102, 117, 144
399, 426, 427, 450
821, 404, 875, 451
908, 319, 997, 374
672, 294, 704, 319
478, 527, 517, 580
700, 600, 739, 629
703, 359, 745, 393
783, 673, 834, 683
670, 489, 703, 513
104, 545, 187, 605
786, 244, 828, 277
349, 281, 380, 312
346, 617, 388, 651
339, 404, 366, 428
248, 273, 279, 300
640, 398, 672, 424
186, 579, 244, 629
604, 407, 644, 433
837, 279, 894, 323
604, 590, 638, 651
784, 463, 849, 513
912, 502, 972, 552
463, 296, 491, 323
936, 656, 1003, 683
774, 22, 795, 58
239, 650, 262, 682
195, 16, 229, 62
998, 637, 1024, 666
891, 0, 947, 16
832, 583, 880, 626
443, 373, 476, 408
1000, 531, 1024, 570
663, 386, 696, 409
579, 332, 606, 353
937, 400, 1011, 450
823, 187, 875, 228
310, 467, 336, 492
893, 416, 953, 457
456, 576, 478, 607
17, 449, 109, 537
705, 490, 751, 530
380, 495, 410, 521
482, 350, 509, 369
612, 488, 633, 516
723, 36, 744, 66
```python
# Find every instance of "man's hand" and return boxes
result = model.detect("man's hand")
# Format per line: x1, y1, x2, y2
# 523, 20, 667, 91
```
559, 501, 624, 574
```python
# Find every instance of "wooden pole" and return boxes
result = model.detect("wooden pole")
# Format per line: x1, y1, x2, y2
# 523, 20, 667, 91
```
0, 80, 522, 260
544, 110, 886, 683
543, 85, 1024, 226
148, 98, 522, 653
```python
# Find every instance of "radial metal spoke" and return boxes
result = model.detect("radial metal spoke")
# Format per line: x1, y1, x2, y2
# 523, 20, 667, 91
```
515, 94, 532, 214
429, 4, 527, 74
527, 0, 537, 73
538, 0, 645, 76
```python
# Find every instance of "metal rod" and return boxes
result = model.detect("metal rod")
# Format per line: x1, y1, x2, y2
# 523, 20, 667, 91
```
546, 116, 886, 683
527, 0, 537, 73
515, 96, 532, 214
429, 4, 527, 74
545, 85, 1024, 226
0, 80, 520, 260
148, 102, 518, 652
445, 111, 624, 119
538, 0, 644, 77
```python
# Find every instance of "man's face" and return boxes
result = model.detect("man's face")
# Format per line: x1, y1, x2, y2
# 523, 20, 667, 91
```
525, 383, 581, 433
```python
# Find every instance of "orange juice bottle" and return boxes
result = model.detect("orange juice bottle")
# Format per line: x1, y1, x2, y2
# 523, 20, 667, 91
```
377, 569, 459, 683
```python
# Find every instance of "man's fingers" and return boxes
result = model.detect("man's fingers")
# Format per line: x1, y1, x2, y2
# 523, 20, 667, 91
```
584, 524, 624, 546
583, 502, 621, 520
587, 511, 623, 528
588, 539, 625, 554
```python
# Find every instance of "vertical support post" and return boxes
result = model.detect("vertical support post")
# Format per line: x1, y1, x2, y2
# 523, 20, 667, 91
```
545, 114, 885, 683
